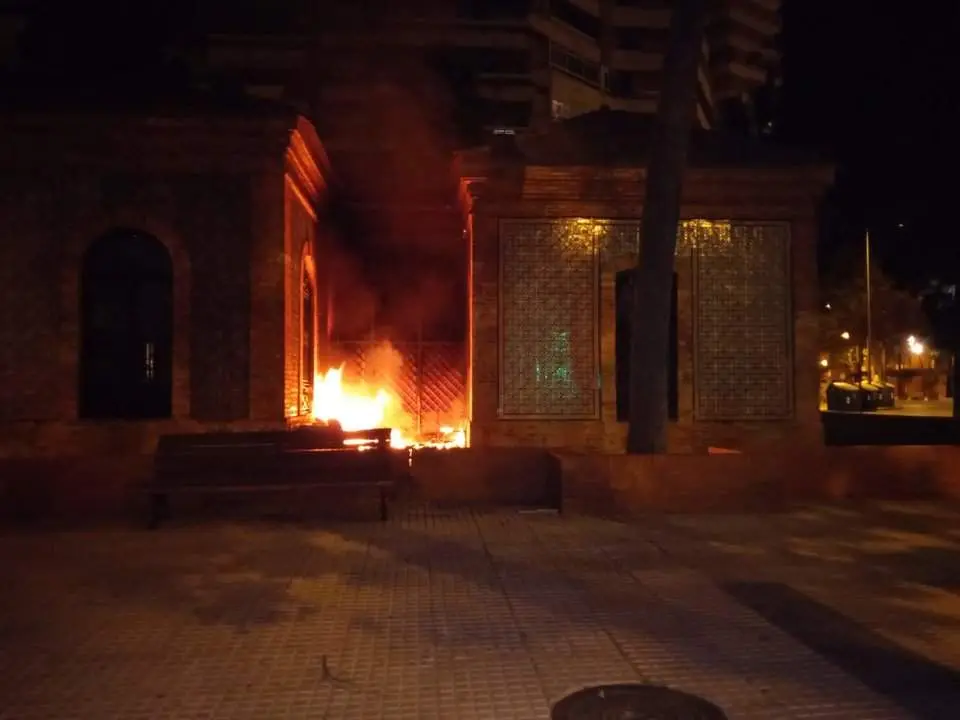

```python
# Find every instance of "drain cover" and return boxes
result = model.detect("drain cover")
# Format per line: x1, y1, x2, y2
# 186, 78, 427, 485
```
551, 684, 728, 720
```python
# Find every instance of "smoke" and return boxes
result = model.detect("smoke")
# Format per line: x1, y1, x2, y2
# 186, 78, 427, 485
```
314, 47, 468, 344
363, 341, 416, 433
362, 341, 404, 388
323, 225, 377, 340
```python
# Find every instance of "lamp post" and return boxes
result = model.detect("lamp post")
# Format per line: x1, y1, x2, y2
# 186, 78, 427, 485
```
908, 335, 925, 368
865, 230, 873, 384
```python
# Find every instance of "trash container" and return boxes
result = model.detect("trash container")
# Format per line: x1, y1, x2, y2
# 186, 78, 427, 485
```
826, 381, 864, 412
875, 382, 896, 408
859, 382, 882, 410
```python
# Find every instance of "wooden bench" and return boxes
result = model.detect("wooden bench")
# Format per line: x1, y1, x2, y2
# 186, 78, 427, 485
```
149, 427, 396, 528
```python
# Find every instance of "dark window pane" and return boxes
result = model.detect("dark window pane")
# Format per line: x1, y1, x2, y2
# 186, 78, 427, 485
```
451, 46, 530, 75
80, 229, 174, 419
615, 27, 670, 52
457, 0, 532, 20
549, 0, 600, 39
550, 43, 600, 85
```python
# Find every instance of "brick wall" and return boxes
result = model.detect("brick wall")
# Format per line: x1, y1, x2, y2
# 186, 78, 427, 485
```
404, 444, 960, 515
466, 165, 831, 453
0, 111, 329, 456
560, 444, 960, 514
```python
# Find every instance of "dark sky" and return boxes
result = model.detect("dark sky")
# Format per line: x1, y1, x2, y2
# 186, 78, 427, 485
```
13, 1, 959, 287
780, 0, 960, 286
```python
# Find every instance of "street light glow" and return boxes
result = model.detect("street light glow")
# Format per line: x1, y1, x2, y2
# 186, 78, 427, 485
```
841, 331, 850, 340
908, 336, 924, 355
819, 358, 829, 367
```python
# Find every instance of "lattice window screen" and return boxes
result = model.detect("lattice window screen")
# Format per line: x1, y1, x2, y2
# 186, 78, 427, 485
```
692, 222, 792, 420
598, 221, 641, 261
500, 220, 599, 417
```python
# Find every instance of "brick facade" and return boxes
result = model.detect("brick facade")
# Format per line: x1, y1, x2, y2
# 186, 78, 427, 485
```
0, 104, 329, 457
458, 114, 832, 453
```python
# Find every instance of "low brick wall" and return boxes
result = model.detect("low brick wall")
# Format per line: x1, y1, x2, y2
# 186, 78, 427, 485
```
6, 436, 960, 524
0, 453, 391, 525
0, 420, 377, 525
0, 419, 291, 458
559, 445, 960, 515
408, 447, 561, 508
0, 454, 153, 523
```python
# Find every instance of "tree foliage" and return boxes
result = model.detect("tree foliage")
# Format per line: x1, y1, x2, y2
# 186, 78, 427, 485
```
820, 258, 928, 356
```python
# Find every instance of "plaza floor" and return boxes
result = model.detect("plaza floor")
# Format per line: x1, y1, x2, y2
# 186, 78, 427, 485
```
1, 503, 959, 719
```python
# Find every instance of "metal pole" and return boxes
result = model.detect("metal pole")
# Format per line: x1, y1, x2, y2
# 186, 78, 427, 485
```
865, 230, 873, 383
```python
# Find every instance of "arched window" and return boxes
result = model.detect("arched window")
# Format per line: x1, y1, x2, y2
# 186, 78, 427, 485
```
79, 229, 173, 419
300, 273, 317, 415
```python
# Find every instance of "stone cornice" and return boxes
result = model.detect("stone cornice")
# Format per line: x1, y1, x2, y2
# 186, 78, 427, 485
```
0, 112, 294, 172
460, 162, 834, 211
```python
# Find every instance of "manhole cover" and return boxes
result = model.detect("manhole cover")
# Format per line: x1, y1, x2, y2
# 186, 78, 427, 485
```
551, 684, 728, 720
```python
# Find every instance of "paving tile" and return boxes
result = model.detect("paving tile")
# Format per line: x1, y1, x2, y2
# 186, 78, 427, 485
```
0, 508, 945, 719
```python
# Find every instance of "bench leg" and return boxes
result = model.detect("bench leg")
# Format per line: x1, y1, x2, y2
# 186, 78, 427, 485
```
148, 493, 169, 530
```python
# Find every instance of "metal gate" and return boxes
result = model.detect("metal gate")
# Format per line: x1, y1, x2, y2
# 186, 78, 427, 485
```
333, 340, 466, 433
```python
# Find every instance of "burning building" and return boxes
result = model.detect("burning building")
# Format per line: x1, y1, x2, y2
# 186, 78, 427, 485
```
0, 89, 470, 518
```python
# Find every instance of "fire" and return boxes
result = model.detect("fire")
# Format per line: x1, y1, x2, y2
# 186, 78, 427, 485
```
312, 366, 390, 432
310, 360, 466, 450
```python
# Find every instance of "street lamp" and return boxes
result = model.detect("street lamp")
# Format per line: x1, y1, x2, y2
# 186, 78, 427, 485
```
841, 331, 850, 340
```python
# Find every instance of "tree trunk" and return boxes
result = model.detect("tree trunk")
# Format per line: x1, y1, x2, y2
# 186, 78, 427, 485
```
627, 0, 710, 454
953, 352, 960, 423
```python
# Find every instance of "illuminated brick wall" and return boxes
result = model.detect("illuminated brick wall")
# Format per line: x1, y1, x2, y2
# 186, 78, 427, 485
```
465, 163, 825, 453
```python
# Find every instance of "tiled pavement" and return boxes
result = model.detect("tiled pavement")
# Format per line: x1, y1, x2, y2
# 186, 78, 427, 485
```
0, 505, 957, 719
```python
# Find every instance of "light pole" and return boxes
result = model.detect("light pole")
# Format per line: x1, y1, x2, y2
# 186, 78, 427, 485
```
865, 230, 873, 383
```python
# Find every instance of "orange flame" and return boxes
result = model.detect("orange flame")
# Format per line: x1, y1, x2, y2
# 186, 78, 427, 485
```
310, 350, 466, 450
312, 365, 390, 431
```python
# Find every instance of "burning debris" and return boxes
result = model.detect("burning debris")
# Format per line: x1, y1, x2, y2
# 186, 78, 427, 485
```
310, 342, 466, 450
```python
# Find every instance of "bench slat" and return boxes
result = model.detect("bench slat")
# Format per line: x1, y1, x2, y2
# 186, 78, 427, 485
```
149, 429, 399, 527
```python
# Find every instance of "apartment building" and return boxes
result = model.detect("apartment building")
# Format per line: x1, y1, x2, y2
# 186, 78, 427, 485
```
0, 1, 779, 137
190, 0, 779, 139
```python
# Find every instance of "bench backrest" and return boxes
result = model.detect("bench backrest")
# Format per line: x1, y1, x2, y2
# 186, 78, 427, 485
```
153, 428, 398, 488
156, 432, 285, 456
